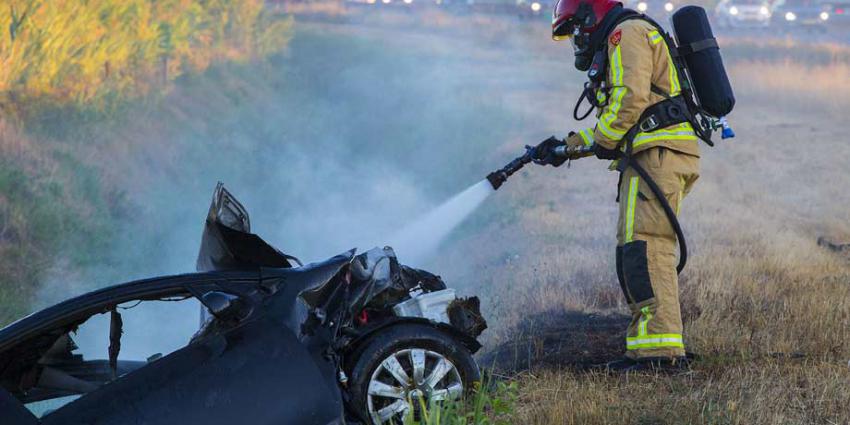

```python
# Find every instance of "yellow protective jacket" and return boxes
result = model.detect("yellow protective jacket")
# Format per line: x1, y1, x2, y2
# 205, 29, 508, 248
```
569, 19, 700, 158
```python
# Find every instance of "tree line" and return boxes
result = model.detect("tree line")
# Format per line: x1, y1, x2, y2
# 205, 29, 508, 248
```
0, 0, 292, 105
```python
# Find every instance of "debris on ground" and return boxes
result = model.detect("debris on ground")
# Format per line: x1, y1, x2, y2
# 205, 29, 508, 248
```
481, 310, 629, 373
818, 236, 850, 253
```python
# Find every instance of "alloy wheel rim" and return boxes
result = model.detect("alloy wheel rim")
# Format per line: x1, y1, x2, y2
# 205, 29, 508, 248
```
366, 348, 463, 424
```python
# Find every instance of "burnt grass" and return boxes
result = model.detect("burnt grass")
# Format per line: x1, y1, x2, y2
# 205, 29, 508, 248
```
480, 310, 630, 374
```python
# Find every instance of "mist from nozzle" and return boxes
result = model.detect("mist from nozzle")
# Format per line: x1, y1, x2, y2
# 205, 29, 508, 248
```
386, 179, 494, 266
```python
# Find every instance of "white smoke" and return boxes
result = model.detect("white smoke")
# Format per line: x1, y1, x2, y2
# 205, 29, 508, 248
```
385, 179, 495, 266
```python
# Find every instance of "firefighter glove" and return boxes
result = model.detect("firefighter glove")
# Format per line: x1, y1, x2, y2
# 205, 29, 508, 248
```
529, 136, 567, 167
593, 143, 621, 160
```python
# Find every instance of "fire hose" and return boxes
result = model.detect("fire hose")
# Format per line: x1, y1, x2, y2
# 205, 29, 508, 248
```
485, 144, 595, 190
486, 142, 688, 274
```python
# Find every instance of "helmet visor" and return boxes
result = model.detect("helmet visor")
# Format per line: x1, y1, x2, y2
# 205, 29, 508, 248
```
553, 28, 576, 40
552, 20, 578, 40
552, 0, 579, 40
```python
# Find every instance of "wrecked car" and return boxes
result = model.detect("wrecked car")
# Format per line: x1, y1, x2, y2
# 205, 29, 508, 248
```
0, 183, 487, 425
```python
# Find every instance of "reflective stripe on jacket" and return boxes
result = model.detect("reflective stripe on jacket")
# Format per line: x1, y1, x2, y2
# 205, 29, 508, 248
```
589, 19, 700, 158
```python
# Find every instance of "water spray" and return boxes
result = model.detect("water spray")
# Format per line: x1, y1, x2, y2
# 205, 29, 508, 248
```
387, 180, 495, 266
387, 142, 593, 266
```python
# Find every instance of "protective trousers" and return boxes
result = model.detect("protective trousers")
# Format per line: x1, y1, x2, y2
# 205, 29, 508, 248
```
616, 147, 699, 359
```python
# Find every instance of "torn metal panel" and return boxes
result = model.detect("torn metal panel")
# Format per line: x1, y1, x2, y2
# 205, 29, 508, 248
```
196, 182, 301, 272
448, 297, 488, 338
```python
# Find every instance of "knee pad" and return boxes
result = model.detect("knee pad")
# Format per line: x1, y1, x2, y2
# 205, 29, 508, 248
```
620, 240, 654, 304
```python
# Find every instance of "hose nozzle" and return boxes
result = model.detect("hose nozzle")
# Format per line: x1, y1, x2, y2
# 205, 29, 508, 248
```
486, 142, 595, 190
486, 170, 508, 191
486, 148, 533, 190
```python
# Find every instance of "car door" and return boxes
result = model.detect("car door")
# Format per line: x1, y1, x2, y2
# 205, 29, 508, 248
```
38, 288, 344, 425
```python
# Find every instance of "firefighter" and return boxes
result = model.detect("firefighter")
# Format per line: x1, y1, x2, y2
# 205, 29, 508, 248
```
539, 0, 701, 371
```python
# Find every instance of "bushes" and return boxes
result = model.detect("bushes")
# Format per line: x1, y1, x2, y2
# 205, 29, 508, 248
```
0, 0, 292, 106
406, 381, 518, 425
0, 118, 115, 324
0, 2, 293, 324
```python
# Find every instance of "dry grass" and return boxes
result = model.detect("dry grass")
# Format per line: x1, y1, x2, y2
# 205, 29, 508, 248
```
310, 19, 850, 412
512, 361, 850, 424
372, 19, 850, 424
728, 61, 850, 118
2, 12, 848, 422
270, 0, 349, 17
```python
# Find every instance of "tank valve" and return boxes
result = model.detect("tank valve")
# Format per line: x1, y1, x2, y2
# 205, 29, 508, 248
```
719, 116, 735, 139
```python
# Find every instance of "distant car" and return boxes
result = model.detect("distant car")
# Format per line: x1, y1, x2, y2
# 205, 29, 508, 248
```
715, 0, 773, 27
625, 0, 681, 19
772, 0, 832, 28
463, 0, 551, 17
826, 1, 850, 24
345, 0, 415, 7
516, 0, 551, 16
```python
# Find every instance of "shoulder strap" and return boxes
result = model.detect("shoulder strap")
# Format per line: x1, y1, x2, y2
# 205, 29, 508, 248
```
592, 13, 666, 82
579, 11, 715, 148
623, 15, 718, 147
585, 11, 637, 81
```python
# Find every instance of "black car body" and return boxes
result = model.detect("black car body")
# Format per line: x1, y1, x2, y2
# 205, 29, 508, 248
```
0, 184, 486, 425
0, 269, 350, 425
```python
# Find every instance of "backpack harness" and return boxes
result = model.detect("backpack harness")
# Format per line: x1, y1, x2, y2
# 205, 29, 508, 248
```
574, 13, 720, 274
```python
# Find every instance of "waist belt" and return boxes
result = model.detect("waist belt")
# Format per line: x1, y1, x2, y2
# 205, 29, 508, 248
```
617, 95, 692, 166
636, 95, 690, 134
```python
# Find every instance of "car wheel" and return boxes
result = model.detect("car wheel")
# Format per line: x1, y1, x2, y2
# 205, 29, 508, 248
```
347, 323, 481, 425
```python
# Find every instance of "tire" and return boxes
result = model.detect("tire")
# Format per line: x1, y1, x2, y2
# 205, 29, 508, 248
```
347, 323, 481, 425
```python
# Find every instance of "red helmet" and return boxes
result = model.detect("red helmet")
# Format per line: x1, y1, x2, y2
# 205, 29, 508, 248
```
552, 0, 620, 40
